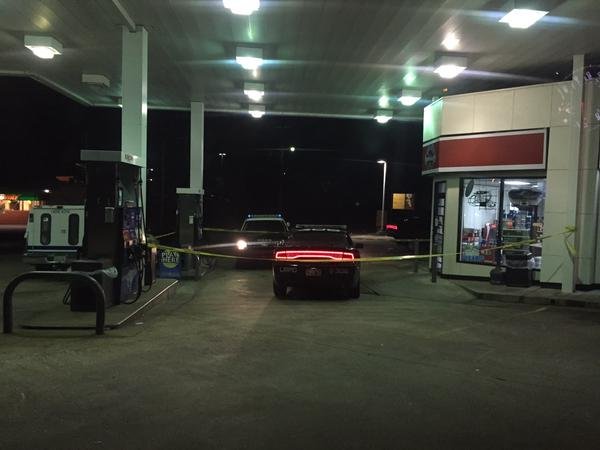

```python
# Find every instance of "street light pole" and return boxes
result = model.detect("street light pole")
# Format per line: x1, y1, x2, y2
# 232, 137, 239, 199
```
377, 160, 387, 232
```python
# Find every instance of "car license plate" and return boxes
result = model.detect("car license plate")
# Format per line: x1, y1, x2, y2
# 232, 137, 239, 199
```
305, 267, 322, 277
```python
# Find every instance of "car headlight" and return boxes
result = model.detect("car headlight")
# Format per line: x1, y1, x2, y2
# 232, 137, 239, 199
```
236, 239, 248, 250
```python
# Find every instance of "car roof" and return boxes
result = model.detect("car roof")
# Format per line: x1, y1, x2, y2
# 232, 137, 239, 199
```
244, 217, 286, 222
293, 228, 347, 234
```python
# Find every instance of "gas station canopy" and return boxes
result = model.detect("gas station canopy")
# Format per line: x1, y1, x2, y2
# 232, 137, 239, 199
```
1, 0, 599, 118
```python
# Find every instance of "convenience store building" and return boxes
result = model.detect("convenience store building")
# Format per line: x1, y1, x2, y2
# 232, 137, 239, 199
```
423, 72, 600, 292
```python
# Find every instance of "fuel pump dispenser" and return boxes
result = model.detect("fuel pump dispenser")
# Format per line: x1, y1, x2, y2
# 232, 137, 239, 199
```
176, 193, 203, 247
174, 192, 203, 277
70, 151, 153, 310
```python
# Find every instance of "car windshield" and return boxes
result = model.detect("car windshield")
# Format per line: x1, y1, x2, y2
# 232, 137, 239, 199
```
243, 220, 286, 232
289, 231, 349, 246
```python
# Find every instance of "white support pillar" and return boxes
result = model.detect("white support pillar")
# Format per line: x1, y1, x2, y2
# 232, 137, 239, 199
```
190, 101, 205, 193
177, 101, 205, 195
562, 54, 585, 293
121, 26, 148, 205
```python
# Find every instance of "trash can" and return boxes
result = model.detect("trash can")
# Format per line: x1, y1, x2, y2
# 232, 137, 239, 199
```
503, 250, 533, 287
70, 259, 114, 310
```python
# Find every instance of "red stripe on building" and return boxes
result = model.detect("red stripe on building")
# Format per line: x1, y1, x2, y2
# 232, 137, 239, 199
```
422, 130, 546, 173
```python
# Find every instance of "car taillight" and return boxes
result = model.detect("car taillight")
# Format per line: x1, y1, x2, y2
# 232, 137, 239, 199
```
275, 250, 355, 261
386, 224, 398, 231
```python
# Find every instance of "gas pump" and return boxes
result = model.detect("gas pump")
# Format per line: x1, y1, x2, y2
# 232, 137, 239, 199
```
174, 192, 203, 277
70, 151, 153, 310
176, 193, 203, 247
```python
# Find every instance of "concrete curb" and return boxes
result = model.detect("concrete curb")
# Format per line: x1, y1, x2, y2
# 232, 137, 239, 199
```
457, 283, 600, 310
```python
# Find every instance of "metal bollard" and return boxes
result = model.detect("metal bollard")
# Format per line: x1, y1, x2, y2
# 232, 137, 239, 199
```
431, 259, 437, 283
413, 239, 419, 273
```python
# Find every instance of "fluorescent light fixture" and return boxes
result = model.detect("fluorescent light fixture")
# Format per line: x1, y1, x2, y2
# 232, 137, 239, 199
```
499, 9, 548, 29
223, 0, 260, 15
505, 180, 531, 186
244, 82, 264, 102
403, 72, 417, 85
249, 104, 265, 119
399, 89, 421, 106
236, 47, 263, 71
378, 96, 390, 108
374, 110, 393, 124
24, 35, 62, 59
442, 32, 460, 50
434, 56, 467, 79
82, 74, 110, 88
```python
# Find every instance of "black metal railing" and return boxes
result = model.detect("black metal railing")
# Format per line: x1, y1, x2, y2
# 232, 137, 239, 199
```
3, 271, 106, 335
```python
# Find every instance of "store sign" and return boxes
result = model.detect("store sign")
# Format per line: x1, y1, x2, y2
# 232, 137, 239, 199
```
422, 129, 547, 175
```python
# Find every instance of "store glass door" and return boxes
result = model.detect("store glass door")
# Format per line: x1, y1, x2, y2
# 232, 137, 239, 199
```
432, 181, 446, 274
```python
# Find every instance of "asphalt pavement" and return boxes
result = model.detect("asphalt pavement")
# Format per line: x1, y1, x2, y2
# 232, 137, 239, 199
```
1, 234, 600, 449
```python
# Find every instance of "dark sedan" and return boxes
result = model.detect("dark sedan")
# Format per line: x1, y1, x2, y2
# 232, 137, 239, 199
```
272, 227, 362, 299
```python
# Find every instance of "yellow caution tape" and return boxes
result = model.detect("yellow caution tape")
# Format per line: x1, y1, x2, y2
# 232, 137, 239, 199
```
203, 227, 285, 235
149, 227, 577, 264
153, 232, 176, 239
563, 224, 578, 258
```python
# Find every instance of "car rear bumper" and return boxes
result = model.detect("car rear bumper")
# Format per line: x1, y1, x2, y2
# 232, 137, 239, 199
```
23, 251, 79, 265
236, 247, 276, 261
273, 263, 359, 288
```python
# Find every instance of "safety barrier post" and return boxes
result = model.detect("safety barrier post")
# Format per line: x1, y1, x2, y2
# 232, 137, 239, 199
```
3, 271, 106, 335
413, 239, 420, 273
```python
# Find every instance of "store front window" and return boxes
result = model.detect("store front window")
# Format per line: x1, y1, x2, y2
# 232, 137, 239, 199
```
459, 177, 545, 268
502, 178, 545, 269
460, 178, 501, 264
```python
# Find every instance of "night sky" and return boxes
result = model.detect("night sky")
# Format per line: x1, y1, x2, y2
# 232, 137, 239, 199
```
0, 76, 428, 234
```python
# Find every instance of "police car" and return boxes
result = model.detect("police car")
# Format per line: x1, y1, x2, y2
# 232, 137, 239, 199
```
235, 214, 290, 267
272, 225, 362, 299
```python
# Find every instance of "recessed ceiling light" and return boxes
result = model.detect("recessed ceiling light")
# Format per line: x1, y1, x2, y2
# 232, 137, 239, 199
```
244, 82, 264, 101
249, 104, 265, 119
399, 89, 421, 106
236, 47, 263, 71
435, 65, 466, 79
403, 72, 417, 86
378, 96, 390, 108
442, 32, 460, 50
223, 0, 260, 15
499, 9, 548, 29
24, 35, 62, 59
434, 56, 467, 79
374, 110, 393, 124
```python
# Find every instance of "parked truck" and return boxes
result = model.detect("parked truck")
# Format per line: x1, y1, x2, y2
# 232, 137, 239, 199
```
23, 205, 85, 268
